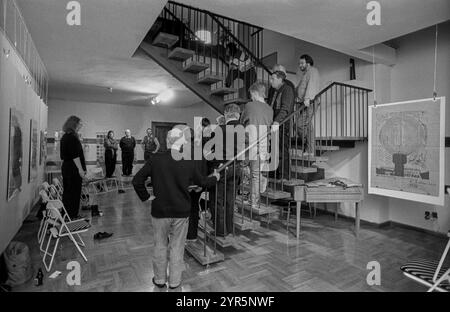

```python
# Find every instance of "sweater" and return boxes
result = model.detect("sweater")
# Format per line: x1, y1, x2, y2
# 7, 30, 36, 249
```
132, 150, 217, 218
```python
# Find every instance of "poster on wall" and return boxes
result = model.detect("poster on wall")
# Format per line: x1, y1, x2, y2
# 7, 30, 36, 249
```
39, 129, 47, 166
7, 108, 24, 201
28, 119, 38, 183
368, 97, 445, 206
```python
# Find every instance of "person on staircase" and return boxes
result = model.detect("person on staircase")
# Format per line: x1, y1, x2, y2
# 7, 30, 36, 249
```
119, 129, 136, 176
208, 104, 242, 237
240, 82, 273, 209
224, 42, 257, 100
295, 54, 321, 154
132, 127, 219, 289
267, 65, 296, 180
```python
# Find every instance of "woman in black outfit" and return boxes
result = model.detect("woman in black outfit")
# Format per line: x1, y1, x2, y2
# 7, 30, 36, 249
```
104, 130, 118, 178
60, 116, 86, 219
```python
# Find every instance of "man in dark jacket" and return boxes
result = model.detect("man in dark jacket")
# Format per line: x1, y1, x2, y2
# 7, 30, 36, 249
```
119, 129, 136, 176
132, 127, 219, 289
267, 65, 295, 180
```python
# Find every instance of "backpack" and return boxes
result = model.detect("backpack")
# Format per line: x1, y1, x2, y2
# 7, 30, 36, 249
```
3, 241, 33, 286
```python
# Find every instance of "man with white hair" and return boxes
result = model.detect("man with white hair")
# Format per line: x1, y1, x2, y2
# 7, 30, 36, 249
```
119, 129, 136, 176
132, 127, 219, 290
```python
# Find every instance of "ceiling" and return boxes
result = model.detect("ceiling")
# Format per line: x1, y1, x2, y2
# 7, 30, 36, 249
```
16, 0, 450, 106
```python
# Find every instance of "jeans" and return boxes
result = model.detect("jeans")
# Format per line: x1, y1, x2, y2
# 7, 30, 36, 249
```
151, 216, 189, 287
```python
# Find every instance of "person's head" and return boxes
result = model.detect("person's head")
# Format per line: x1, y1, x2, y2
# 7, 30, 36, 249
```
201, 118, 211, 128
125, 129, 131, 137
269, 71, 286, 89
249, 81, 266, 101
216, 115, 225, 126
107, 130, 114, 139
146, 128, 152, 136
224, 104, 241, 123
226, 42, 238, 58
62, 115, 82, 134
166, 126, 187, 150
299, 54, 314, 72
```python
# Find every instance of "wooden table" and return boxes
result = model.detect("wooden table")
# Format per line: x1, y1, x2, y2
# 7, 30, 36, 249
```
301, 177, 364, 238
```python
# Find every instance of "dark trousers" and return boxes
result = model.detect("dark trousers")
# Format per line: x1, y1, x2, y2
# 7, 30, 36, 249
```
187, 191, 202, 240
209, 167, 239, 236
122, 152, 134, 176
270, 123, 291, 180
225, 67, 257, 99
144, 151, 152, 163
62, 163, 82, 219
105, 149, 117, 178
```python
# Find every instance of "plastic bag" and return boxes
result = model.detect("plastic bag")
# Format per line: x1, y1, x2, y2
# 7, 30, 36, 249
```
4, 241, 33, 286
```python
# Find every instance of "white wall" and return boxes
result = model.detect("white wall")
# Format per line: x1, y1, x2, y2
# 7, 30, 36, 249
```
0, 31, 47, 254
387, 22, 450, 234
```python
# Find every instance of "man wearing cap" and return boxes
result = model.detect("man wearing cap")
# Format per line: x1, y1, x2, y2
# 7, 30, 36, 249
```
132, 127, 219, 289
267, 65, 295, 180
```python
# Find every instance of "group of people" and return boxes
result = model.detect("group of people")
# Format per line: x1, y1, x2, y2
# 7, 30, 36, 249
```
102, 128, 160, 178
57, 53, 320, 289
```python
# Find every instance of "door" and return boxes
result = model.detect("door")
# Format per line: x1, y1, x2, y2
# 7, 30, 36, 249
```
152, 121, 186, 152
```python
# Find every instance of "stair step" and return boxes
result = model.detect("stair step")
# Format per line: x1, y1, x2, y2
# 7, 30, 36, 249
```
235, 196, 278, 215
198, 222, 235, 247
268, 178, 305, 186
152, 32, 179, 48
168, 47, 195, 61
261, 189, 291, 200
185, 238, 225, 265
315, 145, 340, 151
233, 212, 260, 231
291, 166, 318, 174
183, 60, 210, 73
197, 73, 225, 85
291, 154, 329, 162
210, 87, 237, 96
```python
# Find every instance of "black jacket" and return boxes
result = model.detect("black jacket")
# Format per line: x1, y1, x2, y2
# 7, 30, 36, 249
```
132, 150, 217, 218
119, 136, 136, 154
267, 79, 295, 123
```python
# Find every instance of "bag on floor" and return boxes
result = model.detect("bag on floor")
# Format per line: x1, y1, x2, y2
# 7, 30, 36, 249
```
3, 241, 33, 286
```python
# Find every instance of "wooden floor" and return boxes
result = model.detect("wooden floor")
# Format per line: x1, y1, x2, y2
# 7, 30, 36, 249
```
11, 190, 446, 292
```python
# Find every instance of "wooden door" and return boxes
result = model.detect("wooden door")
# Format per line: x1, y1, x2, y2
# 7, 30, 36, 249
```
152, 121, 186, 152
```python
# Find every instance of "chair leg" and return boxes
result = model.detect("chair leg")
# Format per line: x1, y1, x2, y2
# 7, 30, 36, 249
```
68, 233, 88, 262
39, 222, 50, 252
43, 235, 59, 272
308, 203, 312, 218
427, 269, 450, 292
286, 202, 291, 236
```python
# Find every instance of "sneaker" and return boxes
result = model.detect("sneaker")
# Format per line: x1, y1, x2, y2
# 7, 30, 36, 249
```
94, 232, 113, 240
152, 277, 166, 288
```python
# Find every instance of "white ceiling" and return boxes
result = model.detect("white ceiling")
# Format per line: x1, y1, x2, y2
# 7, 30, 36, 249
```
16, 0, 450, 106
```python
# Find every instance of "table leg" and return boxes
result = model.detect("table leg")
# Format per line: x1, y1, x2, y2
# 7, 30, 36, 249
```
296, 202, 301, 239
355, 201, 360, 237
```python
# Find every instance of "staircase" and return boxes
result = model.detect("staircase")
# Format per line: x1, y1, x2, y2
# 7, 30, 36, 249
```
137, 1, 271, 113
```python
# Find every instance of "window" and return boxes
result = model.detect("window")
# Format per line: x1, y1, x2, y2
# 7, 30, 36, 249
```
195, 30, 211, 44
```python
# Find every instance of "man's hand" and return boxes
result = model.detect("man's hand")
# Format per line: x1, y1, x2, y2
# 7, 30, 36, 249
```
304, 98, 310, 107
79, 169, 86, 180
212, 169, 220, 181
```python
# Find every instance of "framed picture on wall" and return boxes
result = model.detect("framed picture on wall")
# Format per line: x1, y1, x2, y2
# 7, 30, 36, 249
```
39, 129, 47, 166
28, 119, 38, 183
368, 97, 446, 206
7, 108, 24, 201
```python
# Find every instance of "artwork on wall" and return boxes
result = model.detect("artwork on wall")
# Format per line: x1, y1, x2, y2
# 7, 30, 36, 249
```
39, 129, 47, 166
7, 108, 24, 201
368, 97, 446, 206
28, 119, 38, 183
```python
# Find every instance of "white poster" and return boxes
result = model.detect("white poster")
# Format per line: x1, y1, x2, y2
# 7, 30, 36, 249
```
368, 97, 445, 206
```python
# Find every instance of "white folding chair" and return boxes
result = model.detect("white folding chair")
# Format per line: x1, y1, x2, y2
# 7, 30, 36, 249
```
41, 200, 91, 272
38, 196, 71, 252
37, 189, 50, 244
52, 177, 64, 196
401, 230, 450, 292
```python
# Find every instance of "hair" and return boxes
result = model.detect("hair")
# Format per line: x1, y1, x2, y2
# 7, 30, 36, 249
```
146, 128, 152, 132
224, 104, 241, 121
300, 54, 314, 66
62, 115, 81, 133
272, 64, 287, 75
272, 70, 286, 81
107, 130, 114, 138
249, 81, 266, 98
201, 118, 210, 128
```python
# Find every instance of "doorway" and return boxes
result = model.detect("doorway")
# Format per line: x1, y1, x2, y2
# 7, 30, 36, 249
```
152, 121, 186, 152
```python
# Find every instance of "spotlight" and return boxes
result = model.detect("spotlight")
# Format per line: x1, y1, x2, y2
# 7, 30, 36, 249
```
150, 96, 160, 105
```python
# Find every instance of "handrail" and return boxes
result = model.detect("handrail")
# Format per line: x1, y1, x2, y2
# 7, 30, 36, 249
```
208, 14, 272, 76
162, 7, 202, 42
215, 81, 372, 173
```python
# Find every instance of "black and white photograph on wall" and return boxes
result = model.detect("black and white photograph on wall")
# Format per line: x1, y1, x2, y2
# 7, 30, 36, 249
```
28, 119, 38, 183
0, 0, 449, 302
6, 107, 23, 201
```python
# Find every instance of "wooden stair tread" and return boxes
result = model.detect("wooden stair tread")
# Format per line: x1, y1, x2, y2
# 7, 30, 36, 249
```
268, 178, 305, 186
198, 222, 235, 247
183, 60, 210, 73
168, 47, 195, 61
235, 196, 278, 215
315, 145, 340, 151
291, 166, 318, 174
233, 212, 260, 231
197, 73, 225, 84
241, 186, 291, 200
210, 87, 237, 96
185, 236, 225, 266
152, 32, 179, 48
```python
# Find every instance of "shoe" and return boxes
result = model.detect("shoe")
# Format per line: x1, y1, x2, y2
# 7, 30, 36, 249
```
152, 277, 166, 288
94, 232, 113, 240
118, 189, 125, 194
169, 283, 181, 290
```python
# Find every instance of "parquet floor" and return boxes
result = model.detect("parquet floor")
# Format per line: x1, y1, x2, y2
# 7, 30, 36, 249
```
11, 190, 446, 292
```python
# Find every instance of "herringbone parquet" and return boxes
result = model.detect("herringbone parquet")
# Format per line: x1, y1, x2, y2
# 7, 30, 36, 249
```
10, 190, 446, 292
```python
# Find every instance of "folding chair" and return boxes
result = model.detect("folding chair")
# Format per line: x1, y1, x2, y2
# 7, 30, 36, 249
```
401, 230, 450, 292
41, 200, 91, 272
38, 196, 71, 252
52, 177, 64, 195
37, 189, 50, 243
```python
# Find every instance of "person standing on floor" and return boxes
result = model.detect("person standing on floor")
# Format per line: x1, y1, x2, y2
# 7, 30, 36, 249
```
119, 129, 136, 176
142, 128, 160, 163
104, 130, 118, 178
60, 115, 86, 219
132, 127, 219, 289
